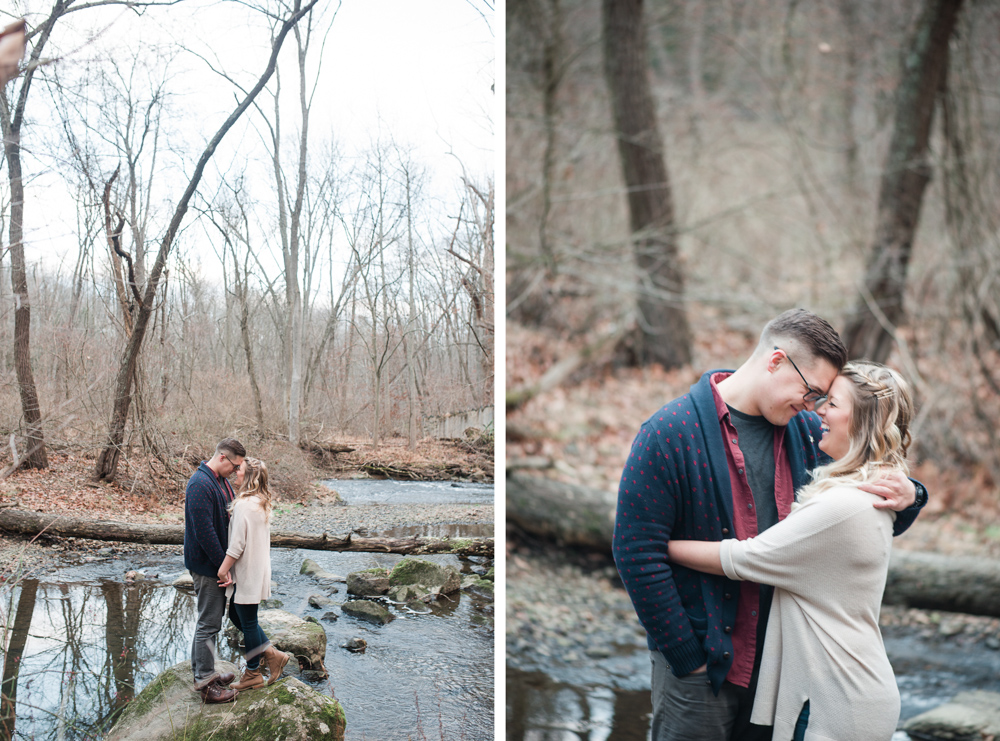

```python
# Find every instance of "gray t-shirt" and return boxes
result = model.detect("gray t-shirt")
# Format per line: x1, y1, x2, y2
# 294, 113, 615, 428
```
727, 405, 780, 532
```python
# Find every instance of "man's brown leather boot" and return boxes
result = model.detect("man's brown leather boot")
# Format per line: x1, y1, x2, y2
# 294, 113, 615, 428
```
199, 683, 238, 704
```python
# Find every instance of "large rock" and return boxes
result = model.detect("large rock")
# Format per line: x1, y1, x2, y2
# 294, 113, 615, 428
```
342, 600, 394, 625
225, 609, 327, 670
106, 660, 345, 741
346, 568, 390, 597
903, 691, 1000, 740
389, 559, 460, 595
300, 558, 345, 582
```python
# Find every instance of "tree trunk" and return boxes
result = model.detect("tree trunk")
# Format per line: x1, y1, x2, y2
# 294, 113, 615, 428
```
95, 0, 319, 481
602, 0, 693, 370
0, 507, 493, 557
842, 0, 964, 362
2, 133, 47, 469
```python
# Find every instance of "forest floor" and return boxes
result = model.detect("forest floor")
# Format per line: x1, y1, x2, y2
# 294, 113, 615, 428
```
0, 435, 495, 574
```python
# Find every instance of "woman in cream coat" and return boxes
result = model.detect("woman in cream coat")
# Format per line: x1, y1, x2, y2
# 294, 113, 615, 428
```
218, 458, 290, 691
668, 362, 913, 741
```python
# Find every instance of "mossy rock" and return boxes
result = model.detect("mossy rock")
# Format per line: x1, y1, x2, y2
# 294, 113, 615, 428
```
484, 566, 494, 581
225, 609, 327, 670
342, 599, 394, 625
467, 579, 494, 599
106, 661, 345, 741
346, 568, 390, 596
388, 559, 460, 594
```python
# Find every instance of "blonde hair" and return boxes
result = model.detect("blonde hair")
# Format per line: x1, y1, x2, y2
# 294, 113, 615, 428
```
797, 361, 914, 502
229, 457, 274, 521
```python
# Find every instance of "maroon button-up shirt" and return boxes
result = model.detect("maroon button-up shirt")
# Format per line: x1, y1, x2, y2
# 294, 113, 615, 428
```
709, 372, 795, 687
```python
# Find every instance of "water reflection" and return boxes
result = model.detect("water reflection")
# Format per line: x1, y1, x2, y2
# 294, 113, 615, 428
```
1, 549, 493, 741
0, 578, 196, 741
506, 669, 651, 741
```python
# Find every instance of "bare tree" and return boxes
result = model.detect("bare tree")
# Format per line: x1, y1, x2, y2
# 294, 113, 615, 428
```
842, 0, 965, 362
601, 0, 693, 369
95, 0, 320, 481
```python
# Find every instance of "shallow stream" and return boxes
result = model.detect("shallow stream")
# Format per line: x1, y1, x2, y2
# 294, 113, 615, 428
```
0, 480, 494, 741
506, 630, 1000, 739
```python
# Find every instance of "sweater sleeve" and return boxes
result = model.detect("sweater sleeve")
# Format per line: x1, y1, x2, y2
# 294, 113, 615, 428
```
187, 479, 227, 567
614, 423, 707, 676
226, 501, 249, 561
719, 489, 885, 597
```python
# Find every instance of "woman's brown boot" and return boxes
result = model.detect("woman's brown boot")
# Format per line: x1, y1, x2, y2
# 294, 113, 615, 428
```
231, 667, 264, 691
263, 646, 290, 685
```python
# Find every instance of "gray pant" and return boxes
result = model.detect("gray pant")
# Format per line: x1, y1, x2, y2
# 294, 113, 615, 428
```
191, 572, 227, 688
650, 651, 772, 741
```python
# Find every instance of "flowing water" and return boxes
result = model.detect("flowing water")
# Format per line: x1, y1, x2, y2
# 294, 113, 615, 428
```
506, 632, 1000, 739
0, 480, 494, 741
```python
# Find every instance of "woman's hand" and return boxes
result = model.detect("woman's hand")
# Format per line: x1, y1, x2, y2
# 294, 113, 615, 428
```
217, 554, 237, 587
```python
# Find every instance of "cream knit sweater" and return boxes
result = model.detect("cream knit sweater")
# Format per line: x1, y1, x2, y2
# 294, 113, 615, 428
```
719, 486, 900, 741
226, 495, 272, 604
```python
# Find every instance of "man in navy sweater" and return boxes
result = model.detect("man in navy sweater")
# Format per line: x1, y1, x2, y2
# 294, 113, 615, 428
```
614, 310, 927, 740
184, 437, 245, 703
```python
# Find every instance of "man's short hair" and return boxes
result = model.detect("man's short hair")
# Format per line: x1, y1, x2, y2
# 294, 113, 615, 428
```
759, 309, 848, 370
215, 437, 246, 459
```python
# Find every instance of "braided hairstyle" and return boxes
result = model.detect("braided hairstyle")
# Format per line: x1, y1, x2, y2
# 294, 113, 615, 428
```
229, 457, 274, 521
798, 361, 914, 502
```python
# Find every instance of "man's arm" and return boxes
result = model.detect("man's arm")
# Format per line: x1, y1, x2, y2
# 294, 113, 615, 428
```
613, 424, 707, 677
859, 470, 928, 536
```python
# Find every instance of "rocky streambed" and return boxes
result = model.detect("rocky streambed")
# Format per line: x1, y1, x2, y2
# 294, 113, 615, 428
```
0, 478, 495, 741
506, 539, 1000, 740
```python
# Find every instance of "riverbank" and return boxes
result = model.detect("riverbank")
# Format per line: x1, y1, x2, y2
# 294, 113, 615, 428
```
0, 438, 494, 578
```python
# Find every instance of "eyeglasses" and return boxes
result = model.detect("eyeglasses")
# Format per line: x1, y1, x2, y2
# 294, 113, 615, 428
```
221, 453, 242, 472
774, 346, 828, 409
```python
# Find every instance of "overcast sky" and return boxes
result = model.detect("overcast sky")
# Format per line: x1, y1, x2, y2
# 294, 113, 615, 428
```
14, 0, 495, 272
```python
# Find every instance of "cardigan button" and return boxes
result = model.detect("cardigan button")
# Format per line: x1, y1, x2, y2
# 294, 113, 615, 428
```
724, 626, 732, 633
723, 652, 731, 659
722, 528, 730, 535
724, 593, 731, 600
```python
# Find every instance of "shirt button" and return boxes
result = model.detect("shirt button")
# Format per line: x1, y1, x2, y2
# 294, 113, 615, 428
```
731, 439, 737, 444
747, 503, 753, 509
738, 468, 744, 475
751, 611, 757, 617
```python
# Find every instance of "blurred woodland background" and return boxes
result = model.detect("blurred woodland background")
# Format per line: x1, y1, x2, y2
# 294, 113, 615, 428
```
0, 0, 495, 497
506, 0, 1000, 537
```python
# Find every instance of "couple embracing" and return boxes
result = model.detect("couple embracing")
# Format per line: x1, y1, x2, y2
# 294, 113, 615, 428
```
183, 438, 291, 703
615, 309, 928, 741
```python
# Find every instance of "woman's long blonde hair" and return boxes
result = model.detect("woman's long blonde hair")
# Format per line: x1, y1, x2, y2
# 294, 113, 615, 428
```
797, 361, 914, 502
230, 457, 274, 521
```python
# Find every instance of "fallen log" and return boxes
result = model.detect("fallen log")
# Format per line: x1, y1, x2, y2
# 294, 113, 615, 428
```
506, 470, 615, 551
884, 550, 1000, 618
508, 472, 1000, 618
0, 507, 493, 558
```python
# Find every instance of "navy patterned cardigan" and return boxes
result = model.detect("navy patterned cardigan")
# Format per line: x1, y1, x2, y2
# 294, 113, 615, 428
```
613, 370, 922, 694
